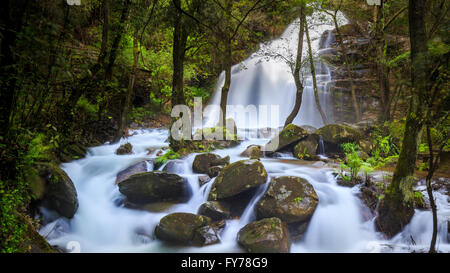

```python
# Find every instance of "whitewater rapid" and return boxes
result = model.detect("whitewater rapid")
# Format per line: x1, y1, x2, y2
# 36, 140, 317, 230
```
39, 129, 450, 253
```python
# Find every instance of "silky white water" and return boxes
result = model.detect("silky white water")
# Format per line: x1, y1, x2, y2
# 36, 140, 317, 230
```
39, 11, 450, 253
39, 129, 450, 253
204, 12, 342, 129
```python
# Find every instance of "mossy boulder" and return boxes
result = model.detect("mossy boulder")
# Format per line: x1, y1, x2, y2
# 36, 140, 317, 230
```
116, 143, 133, 155
198, 201, 231, 221
293, 135, 320, 160
255, 176, 319, 224
192, 153, 222, 174
154, 213, 212, 245
115, 160, 153, 185
316, 124, 361, 147
207, 166, 223, 178
118, 171, 191, 204
265, 124, 309, 153
240, 145, 264, 160
237, 218, 291, 253
192, 221, 226, 246
162, 159, 185, 173
38, 163, 79, 219
208, 159, 267, 201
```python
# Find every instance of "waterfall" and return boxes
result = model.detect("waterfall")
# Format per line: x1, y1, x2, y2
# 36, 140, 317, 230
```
38, 11, 450, 254
204, 12, 347, 130
318, 135, 325, 155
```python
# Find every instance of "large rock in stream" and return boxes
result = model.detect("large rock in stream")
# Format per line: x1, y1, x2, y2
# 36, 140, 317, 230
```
198, 201, 231, 221
208, 159, 267, 201
265, 124, 309, 153
292, 135, 320, 160
115, 160, 154, 185
315, 124, 361, 152
256, 176, 319, 224
238, 218, 291, 253
35, 163, 79, 219
154, 213, 218, 246
118, 171, 191, 204
192, 153, 229, 174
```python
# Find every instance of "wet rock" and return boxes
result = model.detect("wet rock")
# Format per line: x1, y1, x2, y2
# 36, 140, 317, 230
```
207, 165, 223, 178
301, 125, 318, 134
192, 225, 220, 246
154, 213, 212, 245
198, 175, 211, 187
124, 201, 176, 213
337, 176, 363, 188
162, 160, 185, 173
116, 143, 133, 155
255, 176, 319, 224
265, 124, 308, 153
39, 163, 79, 219
192, 153, 222, 173
237, 218, 291, 253
115, 160, 153, 185
118, 171, 191, 204
198, 201, 231, 221
293, 135, 320, 160
211, 156, 230, 167
316, 124, 361, 149
375, 195, 415, 238
208, 159, 267, 201
241, 145, 264, 160
288, 221, 310, 241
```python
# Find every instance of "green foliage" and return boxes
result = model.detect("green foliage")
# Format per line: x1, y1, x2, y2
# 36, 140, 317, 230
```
155, 149, 181, 167
338, 143, 364, 182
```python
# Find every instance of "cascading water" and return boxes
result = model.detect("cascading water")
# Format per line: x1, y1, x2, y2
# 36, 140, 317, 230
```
39, 12, 450, 253
204, 12, 341, 129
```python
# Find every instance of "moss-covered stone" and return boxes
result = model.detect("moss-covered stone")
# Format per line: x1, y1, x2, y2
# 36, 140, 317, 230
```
116, 143, 133, 155
240, 145, 264, 160
198, 201, 231, 221
293, 135, 320, 160
265, 124, 309, 153
154, 213, 212, 245
207, 165, 223, 178
316, 124, 361, 146
255, 176, 318, 224
118, 171, 191, 204
237, 218, 290, 253
38, 163, 78, 219
208, 159, 267, 201
192, 153, 222, 174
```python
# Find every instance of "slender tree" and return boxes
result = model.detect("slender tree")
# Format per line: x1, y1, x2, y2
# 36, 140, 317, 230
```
305, 18, 329, 126
284, 3, 306, 127
376, 0, 430, 238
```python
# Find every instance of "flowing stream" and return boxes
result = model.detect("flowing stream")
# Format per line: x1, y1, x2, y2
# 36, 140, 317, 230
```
39, 12, 450, 253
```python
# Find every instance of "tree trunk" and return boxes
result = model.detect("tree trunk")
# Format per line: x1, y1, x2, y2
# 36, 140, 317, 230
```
0, 0, 29, 139
171, 0, 187, 107
284, 5, 306, 127
376, 0, 429, 238
374, 1, 391, 122
219, 0, 233, 133
332, 15, 362, 122
116, 35, 139, 142
425, 125, 439, 253
305, 19, 328, 126
104, 0, 130, 81
98, 0, 109, 67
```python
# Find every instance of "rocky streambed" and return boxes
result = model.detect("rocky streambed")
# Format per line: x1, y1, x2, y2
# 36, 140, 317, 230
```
37, 126, 450, 253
